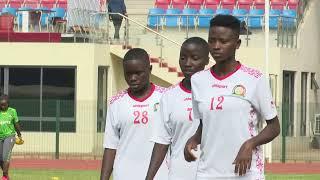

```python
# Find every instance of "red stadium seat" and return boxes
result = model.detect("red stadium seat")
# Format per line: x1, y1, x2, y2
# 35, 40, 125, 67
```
287, 0, 299, 10
220, 0, 235, 10
237, 0, 253, 10
0, 0, 8, 9
40, 0, 56, 9
172, 0, 187, 10
188, 0, 204, 10
270, 0, 286, 10
0, 14, 14, 33
8, 0, 24, 8
24, 0, 40, 8
254, 0, 265, 9
56, 0, 66, 9
205, 0, 220, 10
155, 0, 171, 10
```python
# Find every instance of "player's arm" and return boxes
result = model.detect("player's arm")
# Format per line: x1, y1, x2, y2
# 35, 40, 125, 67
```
185, 79, 203, 162
145, 143, 169, 180
184, 119, 202, 162
248, 117, 280, 146
100, 148, 116, 180
13, 109, 22, 137
233, 117, 280, 176
14, 122, 22, 137
146, 94, 171, 179
233, 76, 280, 176
100, 103, 120, 180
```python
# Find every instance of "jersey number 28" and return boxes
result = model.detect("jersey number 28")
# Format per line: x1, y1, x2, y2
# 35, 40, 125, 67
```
133, 111, 149, 124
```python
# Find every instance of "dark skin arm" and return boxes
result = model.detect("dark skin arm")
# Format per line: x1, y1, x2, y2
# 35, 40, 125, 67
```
100, 148, 116, 180
184, 119, 202, 162
233, 116, 280, 176
145, 143, 169, 180
14, 122, 22, 137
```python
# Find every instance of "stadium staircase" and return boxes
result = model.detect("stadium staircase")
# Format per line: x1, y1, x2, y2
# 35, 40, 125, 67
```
110, 44, 184, 84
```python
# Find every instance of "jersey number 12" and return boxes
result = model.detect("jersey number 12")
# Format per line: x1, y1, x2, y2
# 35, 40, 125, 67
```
210, 96, 224, 110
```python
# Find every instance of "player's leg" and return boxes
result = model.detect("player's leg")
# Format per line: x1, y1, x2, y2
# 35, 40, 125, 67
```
0, 139, 4, 170
2, 135, 15, 178
113, 19, 122, 39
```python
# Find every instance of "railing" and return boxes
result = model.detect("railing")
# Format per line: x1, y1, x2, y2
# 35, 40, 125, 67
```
82, 11, 299, 48
141, 13, 298, 48
297, 0, 310, 26
88, 11, 187, 68
8, 99, 320, 163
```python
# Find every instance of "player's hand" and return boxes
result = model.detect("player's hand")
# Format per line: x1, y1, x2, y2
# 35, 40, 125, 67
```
184, 136, 199, 162
15, 136, 24, 145
233, 140, 254, 176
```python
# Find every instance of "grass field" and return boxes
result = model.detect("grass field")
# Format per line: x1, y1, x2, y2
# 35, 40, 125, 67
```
8, 169, 320, 180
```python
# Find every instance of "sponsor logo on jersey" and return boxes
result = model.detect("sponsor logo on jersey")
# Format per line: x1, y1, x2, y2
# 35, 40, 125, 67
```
133, 104, 149, 108
232, 85, 246, 97
212, 84, 228, 89
153, 102, 160, 112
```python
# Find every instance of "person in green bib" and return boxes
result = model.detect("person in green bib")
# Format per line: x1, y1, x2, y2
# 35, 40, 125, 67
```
0, 94, 22, 180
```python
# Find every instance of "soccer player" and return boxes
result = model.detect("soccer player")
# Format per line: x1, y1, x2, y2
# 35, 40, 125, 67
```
184, 15, 281, 180
100, 48, 168, 180
0, 94, 23, 180
145, 37, 209, 180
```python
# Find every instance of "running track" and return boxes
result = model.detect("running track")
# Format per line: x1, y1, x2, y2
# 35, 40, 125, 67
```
11, 159, 320, 174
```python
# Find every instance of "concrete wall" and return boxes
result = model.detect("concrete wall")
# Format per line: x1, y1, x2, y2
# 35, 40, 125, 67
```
278, 0, 320, 137
0, 43, 109, 153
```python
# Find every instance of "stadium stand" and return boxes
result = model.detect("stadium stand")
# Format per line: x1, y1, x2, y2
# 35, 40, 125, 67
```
269, 9, 281, 28
181, 7, 197, 27
270, 0, 286, 10
2, 7, 16, 16
187, 0, 204, 10
56, 0, 66, 9
204, 0, 220, 10
155, 0, 171, 10
153, 0, 301, 11
40, 0, 56, 9
220, 0, 236, 10
172, 0, 187, 10
248, 9, 264, 28
8, 0, 24, 8
287, 0, 299, 9
232, 8, 247, 22
148, 7, 165, 27
216, 8, 231, 15
165, 8, 181, 27
254, 0, 265, 9
148, 0, 299, 29
237, 0, 253, 10
282, 9, 297, 27
24, 0, 39, 9
198, 8, 214, 27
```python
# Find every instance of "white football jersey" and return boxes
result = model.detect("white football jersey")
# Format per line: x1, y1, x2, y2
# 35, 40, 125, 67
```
103, 83, 169, 180
191, 64, 277, 180
151, 82, 200, 180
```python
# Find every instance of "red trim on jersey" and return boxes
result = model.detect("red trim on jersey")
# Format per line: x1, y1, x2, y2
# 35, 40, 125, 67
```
179, 81, 191, 93
128, 83, 155, 102
210, 63, 241, 81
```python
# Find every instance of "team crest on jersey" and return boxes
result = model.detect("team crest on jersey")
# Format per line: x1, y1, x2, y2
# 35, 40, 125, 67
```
232, 85, 246, 97
153, 102, 160, 112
